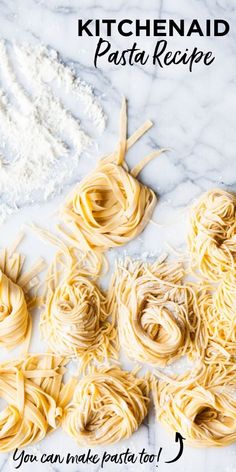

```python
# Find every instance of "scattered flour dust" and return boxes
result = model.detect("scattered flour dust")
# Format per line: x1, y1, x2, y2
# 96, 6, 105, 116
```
0, 40, 106, 223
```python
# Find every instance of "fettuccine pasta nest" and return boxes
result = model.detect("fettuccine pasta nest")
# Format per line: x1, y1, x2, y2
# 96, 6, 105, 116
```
60, 98, 165, 254
0, 354, 74, 452
108, 257, 202, 366
0, 236, 45, 351
153, 363, 236, 447
62, 365, 150, 445
188, 188, 236, 281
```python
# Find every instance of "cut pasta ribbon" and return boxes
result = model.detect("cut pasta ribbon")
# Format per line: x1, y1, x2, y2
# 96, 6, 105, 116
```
62, 365, 150, 445
60, 98, 166, 253
28, 223, 104, 279
153, 363, 236, 447
0, 354, 75, 452
0, 234, 46, 351
108, 257, 203, 366
188, 188, 236, 281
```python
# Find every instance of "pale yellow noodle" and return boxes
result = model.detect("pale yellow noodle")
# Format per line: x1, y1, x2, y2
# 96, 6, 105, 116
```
0, 354, 75, 452
34, 230, 118, 369
28, 223, 104, 278
188, 188, 236, 281
0, 237, 45, 351
197, 270, 236, 363
108, 257, 203, 366
62, 365, 150, 445
153, 362, 236, 447
59, 98, 165, 254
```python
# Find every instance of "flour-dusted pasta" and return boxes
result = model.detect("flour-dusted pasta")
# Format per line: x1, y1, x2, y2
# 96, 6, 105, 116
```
31, 227, 118, 369
188, 188, 236, 281
108, 257, 203, 366
62, 365, 150, 445
41, 257, 117, 367
153, 362, 236, 447
0, 354, 75, 452
60, 98, 165, 254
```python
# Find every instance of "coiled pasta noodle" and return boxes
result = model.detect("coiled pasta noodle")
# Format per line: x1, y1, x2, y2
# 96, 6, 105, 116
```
153, 362, 236, 447
108, 257, 203, 366
0, 272, 28, 350
214, 269, 236, 323
29, 223, 104, 279
41, 265, 117, 366
197, 271, 236, 363
62, 365, 150, 445
60, 98, 165, 254
0, 235, 45, 351
34, 228, 118, 368
0, 354, 75, 452
187, 188, 236, 363
5, 100, 236, 450
188, 188, 236, 281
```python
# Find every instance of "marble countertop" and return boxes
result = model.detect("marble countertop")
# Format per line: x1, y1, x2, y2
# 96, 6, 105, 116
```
0, 0, 235, 471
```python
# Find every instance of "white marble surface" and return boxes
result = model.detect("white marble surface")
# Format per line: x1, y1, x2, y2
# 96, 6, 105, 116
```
0, 0, 235, 471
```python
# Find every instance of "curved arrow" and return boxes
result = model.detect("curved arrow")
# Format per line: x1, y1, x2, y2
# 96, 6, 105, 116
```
165, 432, 186, 463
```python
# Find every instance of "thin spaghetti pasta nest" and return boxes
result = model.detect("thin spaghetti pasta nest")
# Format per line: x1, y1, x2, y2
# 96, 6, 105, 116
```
60, 98, 164, 253
108, 257, 202, 366
153, 363, 236, 447
40, 243, 117, 368
41, 272, 117, 364
188, 188, 236, 281
62, 365, 150, 445
197, 271, 236, 363
0, 354, 74, 452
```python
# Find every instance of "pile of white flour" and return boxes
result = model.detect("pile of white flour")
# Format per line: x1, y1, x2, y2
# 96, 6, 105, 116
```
0, 40, 106, 223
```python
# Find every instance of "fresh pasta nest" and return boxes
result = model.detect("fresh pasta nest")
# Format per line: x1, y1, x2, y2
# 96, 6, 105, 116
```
0, 238, 45, 351
0, 271, 28, 350
188, 188, 236, 281
153, 363, 236, 447
62, 365, 150, 445
41, 271, 117, 365
0, 354, 74, 452
39, 240, 117, 368
60, 98, 164, 253
197, 270, 236, 363
109, 257, 202, 366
